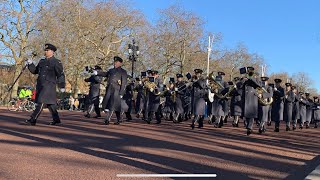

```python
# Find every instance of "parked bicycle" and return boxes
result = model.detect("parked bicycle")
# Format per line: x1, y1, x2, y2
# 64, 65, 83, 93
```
7, 98, 36, 112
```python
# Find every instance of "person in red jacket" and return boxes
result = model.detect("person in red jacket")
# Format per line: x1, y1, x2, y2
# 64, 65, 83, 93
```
31, 89, 36, 102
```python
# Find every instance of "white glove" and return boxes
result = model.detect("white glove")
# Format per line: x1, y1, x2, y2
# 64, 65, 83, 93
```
150, 88, 154, 92
234, 85, 237, 88
92, 70, 98, 76
120, 95, 123, 99
25, 59, 33, 65
174, 87, 178, 91
274, 88, 278, 91
60, 88, 66, 93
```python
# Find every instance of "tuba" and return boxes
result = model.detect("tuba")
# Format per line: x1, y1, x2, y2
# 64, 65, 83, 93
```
257, 87, 273, 106
144, 78, 161, 95
207, 72, 230, 100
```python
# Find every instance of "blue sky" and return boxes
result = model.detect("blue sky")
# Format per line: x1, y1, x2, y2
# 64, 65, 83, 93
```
131, 0, 320, 91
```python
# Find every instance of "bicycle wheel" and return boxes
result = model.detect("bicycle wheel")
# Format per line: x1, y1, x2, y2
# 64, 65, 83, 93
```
24, 101, 36, 112
7, 100, 18, 111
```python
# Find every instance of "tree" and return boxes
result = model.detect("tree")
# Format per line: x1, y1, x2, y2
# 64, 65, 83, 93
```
0, 0, 45, 98
32, 0, 146, 96
143, 5, 205, 82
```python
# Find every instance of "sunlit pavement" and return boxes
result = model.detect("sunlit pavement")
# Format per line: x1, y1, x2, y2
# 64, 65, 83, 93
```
0, 107, 319, 180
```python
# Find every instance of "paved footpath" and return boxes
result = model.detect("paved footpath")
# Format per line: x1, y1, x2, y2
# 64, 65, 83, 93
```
0, 108, 319, 180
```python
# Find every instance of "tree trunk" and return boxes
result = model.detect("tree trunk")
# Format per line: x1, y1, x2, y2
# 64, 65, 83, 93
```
72, 76, 80, 98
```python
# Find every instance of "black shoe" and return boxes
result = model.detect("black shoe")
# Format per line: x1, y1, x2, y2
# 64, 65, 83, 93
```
258, 128, 263, 134
299, 126, 303, 129
315, 125, 318, 128
25, 119, 36, 126
286, 126, 291, 131
274, 127, 280, 132
247, 129, 252, 136
197, 124, 204, 128
267, 121, 272, 126
156, 121, 161, 124
191, 124, 195, 129
49, 121, 61, 125
146, 119, 151, 124
114, 121, 120, 125
232, 122, 239, 127
208, 119, 212, 124
84, 114, 91, 118
104, 120, 109, 125
292, 126, 296, 131
306, 125, 310, 129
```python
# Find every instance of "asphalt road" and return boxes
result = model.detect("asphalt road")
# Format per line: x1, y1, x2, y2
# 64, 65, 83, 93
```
0, 108, 319, 180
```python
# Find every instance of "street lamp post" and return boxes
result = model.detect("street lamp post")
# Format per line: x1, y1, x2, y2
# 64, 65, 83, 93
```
128, 39, 139, 78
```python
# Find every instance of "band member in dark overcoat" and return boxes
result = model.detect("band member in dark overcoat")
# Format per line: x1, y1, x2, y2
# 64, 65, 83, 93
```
283, 83, 295, 131
190, 69, 207, 129
84, 65, 103, 118
272, 79, 285, 132
230, 77, 243, 127
241, 67, 261, 135
257, 77, 273, 134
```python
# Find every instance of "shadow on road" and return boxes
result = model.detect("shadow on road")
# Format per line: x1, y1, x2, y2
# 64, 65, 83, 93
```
0, 110, 319, 180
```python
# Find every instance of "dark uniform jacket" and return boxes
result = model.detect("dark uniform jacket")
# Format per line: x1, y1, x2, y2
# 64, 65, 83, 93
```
242, 78, 260, 119
211, 80, 229, 116
283, 90, 295, 122
175, 80, 187, 114
292, 93, 300, 120
230, 81, 243, 116
146, 78, 163, 112
306, 97, 313, 122
28, 56, 65, 104
98, 67, 127, 111
299, 96, 309, 123
122, 82, 134, 113
85, 75, 103, 99
258, 84, 273, 123
272, 86, 285, 121
313, 102, 320, 121
192, 77, 207, 116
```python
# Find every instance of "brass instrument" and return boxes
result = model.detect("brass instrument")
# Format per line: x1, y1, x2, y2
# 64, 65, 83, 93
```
207, 72, 224, 91
144, 79, 161, 96
257, 87, 273, 106
207, 71, 231, 100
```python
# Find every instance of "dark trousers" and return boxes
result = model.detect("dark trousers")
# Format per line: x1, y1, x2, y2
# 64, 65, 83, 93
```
30, 103, 60, 122
86, 97, 101, 116
246, 118, 254, 130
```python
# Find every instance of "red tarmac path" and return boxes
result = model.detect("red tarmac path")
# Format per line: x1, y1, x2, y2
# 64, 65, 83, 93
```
0, 107, 319, 180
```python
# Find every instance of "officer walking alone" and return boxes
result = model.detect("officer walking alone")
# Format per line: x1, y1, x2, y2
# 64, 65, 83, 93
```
25, 43, 66, 126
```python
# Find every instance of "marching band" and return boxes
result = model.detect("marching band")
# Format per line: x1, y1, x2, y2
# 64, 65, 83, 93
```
85, 61, 320, 136
24, 43, 320, 136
